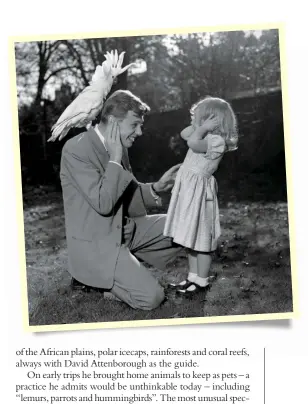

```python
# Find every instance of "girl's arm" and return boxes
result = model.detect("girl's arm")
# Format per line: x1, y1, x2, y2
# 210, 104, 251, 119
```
181, 114, 219, 142
180, 129, 191, 141
186, 114, 220, 153
189, 133, 226, 159
187, 134, 209, 153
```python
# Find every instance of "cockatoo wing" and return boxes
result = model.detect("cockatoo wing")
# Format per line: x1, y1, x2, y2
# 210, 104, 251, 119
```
53, 88, 102, 126
48, 84, 111, 142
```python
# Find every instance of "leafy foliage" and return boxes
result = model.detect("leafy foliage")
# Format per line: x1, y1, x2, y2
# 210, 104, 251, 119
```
14, 29, 282, 187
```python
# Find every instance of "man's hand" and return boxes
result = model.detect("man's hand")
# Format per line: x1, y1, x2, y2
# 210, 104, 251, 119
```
123, 217, 136, 247
105, 119, 123, 163
153, 164, 181, 193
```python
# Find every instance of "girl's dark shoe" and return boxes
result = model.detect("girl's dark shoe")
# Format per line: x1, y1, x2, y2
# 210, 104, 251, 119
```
167, 279, 192, 290
176, 281, 211, 297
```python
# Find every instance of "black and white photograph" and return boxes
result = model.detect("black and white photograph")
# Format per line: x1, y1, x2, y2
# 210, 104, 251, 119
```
13, 27, 294, 328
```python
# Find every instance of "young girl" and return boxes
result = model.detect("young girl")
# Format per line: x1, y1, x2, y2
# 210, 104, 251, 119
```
163, 96, 238, 296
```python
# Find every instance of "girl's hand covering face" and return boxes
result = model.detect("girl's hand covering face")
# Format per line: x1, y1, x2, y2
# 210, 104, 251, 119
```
200, 114, 220, 133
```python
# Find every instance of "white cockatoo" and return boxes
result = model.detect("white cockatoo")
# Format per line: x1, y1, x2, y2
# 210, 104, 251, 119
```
48, 50, 135, 142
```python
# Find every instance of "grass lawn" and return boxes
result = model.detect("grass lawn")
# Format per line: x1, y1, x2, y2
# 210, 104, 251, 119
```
22, 180, 293, 327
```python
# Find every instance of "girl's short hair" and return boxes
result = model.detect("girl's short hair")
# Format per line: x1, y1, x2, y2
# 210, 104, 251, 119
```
100, 90, 150, 123
190, 96, 238, 152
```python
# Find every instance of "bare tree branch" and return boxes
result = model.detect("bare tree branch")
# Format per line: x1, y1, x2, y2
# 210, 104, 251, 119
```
46, 40, 62, 61
44, 65, 79, 83
63, 41, 90, 86
85, 39, 99, 66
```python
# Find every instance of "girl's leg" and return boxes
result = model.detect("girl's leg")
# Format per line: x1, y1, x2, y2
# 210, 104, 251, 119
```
169, 249, 198, 287
188, 249, 198, 276
179, 251, 212, 292
196, 252, 212, 283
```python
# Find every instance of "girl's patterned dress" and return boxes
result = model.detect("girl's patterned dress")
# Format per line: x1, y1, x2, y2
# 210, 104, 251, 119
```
164, 134, 225, 252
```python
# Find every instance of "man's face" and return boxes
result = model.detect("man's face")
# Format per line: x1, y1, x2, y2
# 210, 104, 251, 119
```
117, 110, 144, 148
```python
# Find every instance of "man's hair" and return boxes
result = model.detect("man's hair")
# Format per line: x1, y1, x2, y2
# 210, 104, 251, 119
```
100, 90, 150, 123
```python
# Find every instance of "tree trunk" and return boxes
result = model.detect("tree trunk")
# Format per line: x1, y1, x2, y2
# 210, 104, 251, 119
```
33, 42, 48, 107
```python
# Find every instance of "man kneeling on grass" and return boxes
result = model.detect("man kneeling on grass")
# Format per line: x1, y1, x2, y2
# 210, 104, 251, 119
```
60, 90, 182, 310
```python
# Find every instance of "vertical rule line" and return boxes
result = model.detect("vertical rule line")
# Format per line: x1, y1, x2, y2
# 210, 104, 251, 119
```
264, 347, 266, 404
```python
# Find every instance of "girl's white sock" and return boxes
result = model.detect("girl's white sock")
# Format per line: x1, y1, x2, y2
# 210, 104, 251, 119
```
193, 275, 210, 287
187, 272, 198, 282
